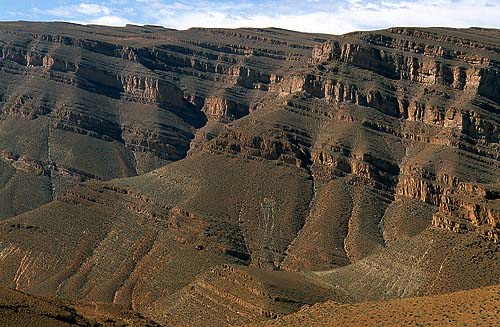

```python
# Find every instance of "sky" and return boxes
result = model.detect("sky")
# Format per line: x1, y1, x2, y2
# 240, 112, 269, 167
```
2, 0, 500, 35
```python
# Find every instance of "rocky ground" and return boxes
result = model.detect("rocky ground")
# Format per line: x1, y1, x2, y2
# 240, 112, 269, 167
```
0, 287, 161, 326
253, 284, 500, 327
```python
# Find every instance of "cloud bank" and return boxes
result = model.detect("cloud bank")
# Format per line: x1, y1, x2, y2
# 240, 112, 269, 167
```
21, 0, 500, 34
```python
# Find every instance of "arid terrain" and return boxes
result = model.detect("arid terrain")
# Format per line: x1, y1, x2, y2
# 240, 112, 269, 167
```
0, 22, 498, 326
253, 285, 500, 327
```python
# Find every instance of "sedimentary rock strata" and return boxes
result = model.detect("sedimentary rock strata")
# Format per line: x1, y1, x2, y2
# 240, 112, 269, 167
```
0, 23, 498, 326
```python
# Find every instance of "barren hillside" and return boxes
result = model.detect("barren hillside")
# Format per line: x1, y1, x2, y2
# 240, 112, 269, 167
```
0, 22, 498, 326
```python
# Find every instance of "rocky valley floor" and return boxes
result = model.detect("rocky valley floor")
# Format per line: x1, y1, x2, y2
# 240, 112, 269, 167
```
0, 22, 498, 326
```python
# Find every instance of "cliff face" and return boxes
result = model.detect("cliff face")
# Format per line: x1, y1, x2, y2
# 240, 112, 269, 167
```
0, 23, 499, 327
258, 28, 500, 252
0, 23, 318, 218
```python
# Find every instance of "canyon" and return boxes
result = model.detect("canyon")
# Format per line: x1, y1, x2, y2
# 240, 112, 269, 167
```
0, 22, 498, 326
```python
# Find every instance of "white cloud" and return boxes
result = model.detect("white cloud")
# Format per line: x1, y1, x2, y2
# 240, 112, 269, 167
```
155, 11, 357, 34
77, 3, 111, 16
149, 0, 500, 34
35, 0, 500, 34
45, 2, 111, 18
88, 15, 129, 26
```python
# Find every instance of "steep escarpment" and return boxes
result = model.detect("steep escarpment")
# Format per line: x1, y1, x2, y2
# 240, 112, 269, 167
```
0, 22, 321, 218
263, 27, 500, 257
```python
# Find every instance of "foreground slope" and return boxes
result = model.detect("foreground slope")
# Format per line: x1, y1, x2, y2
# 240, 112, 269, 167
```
255, 284, 500, 327
0, 23, 498, 326
0, 287, 161, 327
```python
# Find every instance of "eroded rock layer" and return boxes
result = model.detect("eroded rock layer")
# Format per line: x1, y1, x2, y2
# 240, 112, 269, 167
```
0, 22, 319, 218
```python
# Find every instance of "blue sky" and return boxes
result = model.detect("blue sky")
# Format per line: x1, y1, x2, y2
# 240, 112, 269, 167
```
2, 0, 500, 34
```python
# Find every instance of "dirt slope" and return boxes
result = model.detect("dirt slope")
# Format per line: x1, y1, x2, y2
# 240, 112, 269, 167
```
0, 287, 162, 326
254, 284, 500, 327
